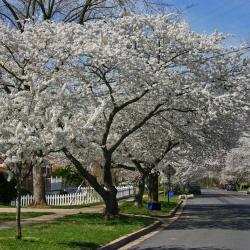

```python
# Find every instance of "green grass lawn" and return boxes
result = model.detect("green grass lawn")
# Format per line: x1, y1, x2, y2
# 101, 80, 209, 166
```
0, 202, 101, 210
0, 213, 155, 250
0, 204, 11, 208
51, 201, 103, 209
1, 203, 100, 210
238, 190, 248, 193
0, 212, 55, 222
119, 195, 180, 217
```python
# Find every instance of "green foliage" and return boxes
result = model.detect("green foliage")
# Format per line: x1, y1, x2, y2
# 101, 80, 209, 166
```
240, 182, 250, 189
120, 195, 180, 217
52, 166, 84, 187
0, 173, 16, 204
0, 173, 31, 205
52, 166, 83, 186
0, 213, 154, 250
20, 189, 32, 196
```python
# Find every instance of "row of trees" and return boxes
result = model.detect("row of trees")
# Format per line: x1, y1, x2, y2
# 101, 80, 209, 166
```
0, 0, 249, 240
0, 0, 172, 206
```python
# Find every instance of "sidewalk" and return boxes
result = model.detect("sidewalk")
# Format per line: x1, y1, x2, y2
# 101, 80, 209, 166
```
0, 198, 134, 230
0, 204, 105, 229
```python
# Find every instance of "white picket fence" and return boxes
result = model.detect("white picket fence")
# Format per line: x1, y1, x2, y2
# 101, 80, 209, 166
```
11, 186, 134, 207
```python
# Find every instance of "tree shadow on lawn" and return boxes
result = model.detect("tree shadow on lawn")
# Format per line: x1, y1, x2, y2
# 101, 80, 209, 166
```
60, 241, 100, 250
56, 213, 153, 226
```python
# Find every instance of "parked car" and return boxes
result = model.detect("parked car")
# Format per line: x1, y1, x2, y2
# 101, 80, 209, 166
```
46, 189, 68, 195
247, 187, 250, 194
59, 189, 68, 195
186, 183, 201, 195
226, 184, 237, 191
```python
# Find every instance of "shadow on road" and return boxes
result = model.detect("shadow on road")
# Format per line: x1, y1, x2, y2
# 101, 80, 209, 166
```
198, 193, 229, 199
165, 204, 250, 231
134, 247, 232, 250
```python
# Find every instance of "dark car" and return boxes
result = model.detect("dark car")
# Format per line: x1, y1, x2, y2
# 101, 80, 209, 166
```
59, 189, 68, 195
226, 184, 237, 191
186, 183, 201, 195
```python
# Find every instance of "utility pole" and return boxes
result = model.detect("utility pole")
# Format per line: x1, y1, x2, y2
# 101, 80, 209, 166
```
163, 164, 176, 205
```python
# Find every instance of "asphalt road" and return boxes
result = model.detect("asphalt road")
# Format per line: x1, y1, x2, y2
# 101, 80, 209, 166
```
131, 188, 250, 250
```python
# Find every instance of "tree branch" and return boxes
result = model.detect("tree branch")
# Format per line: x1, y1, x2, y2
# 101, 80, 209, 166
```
110, 102, 165, 153
112, 163, 136, 171
2, 0, 23, 30
62, 147, 106, 197
101, 89, 149, 149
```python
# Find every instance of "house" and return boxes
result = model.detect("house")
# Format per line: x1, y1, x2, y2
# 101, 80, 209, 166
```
0, 156, 64, 194
0, 159, 7, 174
0, 167, 8, 174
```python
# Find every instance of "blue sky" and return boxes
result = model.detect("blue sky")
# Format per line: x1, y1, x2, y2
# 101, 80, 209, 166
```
166, 0, 249, 44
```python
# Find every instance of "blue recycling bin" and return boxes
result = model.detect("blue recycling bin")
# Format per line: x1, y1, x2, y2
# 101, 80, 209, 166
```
169, 191, 174, 197
147, 202, 161, 210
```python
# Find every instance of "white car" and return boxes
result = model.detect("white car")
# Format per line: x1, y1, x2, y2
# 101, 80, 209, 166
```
247, 187, 250, 194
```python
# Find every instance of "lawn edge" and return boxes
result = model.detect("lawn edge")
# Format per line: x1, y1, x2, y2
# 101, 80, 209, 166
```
97, 220, 161, 250
97, 200, 183, 250
120, 199, 183, 219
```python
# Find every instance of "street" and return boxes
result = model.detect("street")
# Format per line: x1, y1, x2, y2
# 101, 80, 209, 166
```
131, 189, 250, 250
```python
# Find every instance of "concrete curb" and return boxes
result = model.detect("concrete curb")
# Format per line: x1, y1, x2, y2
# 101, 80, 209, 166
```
97, 220, 162, 250
97, 200, 184, 250
167, 200, 183, 218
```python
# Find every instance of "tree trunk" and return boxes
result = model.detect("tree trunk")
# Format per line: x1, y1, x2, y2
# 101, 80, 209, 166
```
148, 172, 159, 203
16, 168, 22, 240
62, 148, 119, 217
33, 164, 47, 206
103, 187, 119, 218
102, 152, 119, 218
134, 175, 146, 207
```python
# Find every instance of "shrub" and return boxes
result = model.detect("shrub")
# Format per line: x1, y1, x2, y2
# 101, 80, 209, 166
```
0, 173, 16, 204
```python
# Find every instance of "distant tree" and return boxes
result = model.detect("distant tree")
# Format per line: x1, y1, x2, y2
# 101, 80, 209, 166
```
222, 131, 250, 183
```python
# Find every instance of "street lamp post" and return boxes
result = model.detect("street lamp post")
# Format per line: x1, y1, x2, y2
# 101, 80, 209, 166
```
163, 164, 176, 205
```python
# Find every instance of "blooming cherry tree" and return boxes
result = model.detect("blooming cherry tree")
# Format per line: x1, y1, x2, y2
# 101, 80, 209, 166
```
0, 14, 249, 218
222, 131, 250, 183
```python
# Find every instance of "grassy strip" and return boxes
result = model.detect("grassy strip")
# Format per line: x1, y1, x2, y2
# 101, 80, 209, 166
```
119, 195, 180, 217
0, 213, 155, 250
0, 205, 12, 208
0, 212, 55, 222
51, 201, 103, 209
0, 203, 101, 209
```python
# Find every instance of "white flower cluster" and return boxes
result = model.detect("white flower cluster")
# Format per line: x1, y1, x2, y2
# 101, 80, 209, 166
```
0, 14, 248, 181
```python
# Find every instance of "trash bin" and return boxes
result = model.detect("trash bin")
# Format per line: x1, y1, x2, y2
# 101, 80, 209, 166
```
147, 202, 161, 210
